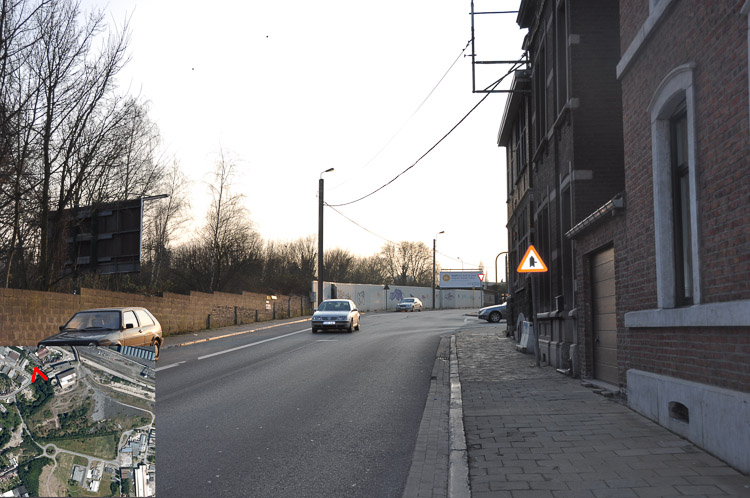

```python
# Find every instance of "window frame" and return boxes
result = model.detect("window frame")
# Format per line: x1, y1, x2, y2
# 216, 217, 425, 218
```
648, 63, 700, 309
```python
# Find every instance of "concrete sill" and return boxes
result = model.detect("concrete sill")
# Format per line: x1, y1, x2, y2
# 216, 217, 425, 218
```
624, 299, 750, 328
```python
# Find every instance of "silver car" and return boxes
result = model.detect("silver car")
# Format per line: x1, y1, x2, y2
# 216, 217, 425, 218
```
397, 297, 423, 312
311, 299, 361, 333
478, 303, 507, 323
38, 307, 163, 359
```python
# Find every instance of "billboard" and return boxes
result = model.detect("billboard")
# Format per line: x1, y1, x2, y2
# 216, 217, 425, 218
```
439, 271, 484, 289
52, 199, 143, 275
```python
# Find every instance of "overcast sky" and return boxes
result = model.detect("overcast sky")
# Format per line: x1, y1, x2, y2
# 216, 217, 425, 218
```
92, 0, 527, 282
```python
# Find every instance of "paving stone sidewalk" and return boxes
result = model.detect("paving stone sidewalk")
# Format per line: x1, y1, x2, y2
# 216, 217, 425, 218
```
455, 325, 750, 498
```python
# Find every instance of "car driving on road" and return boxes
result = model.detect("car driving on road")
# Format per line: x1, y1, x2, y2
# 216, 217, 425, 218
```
397, 297, 423, 312
38, 307, 163, 359
478, 303, 507, 323
311, 299, 361, 333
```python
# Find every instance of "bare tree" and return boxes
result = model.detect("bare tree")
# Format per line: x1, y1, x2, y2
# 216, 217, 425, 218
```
204, 149, 256, 292
28, 0, 133, 289
143, 159, 189, 291
381, 241, 432, 286
324, 247, 353, 283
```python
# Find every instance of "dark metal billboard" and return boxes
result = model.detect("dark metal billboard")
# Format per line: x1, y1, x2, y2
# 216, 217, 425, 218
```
52, 199, 143, 275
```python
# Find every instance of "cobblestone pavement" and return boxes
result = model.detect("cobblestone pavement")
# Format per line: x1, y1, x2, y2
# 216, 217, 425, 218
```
455, 325, 750, 498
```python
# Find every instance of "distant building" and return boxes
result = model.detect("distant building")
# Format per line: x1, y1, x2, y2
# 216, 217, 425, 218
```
6, 351, 19, 364
118, 346, 156, 362
134, 463, 152, 497
71, 465, 85, 484
56, 369, 76, 389
35, 347, 50, 361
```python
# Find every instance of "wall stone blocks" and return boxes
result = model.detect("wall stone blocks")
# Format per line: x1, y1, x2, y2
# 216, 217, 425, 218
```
0, 287, 311, 345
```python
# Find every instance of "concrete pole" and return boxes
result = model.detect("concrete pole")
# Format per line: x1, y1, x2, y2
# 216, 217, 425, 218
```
317, 177, 324, 307
432, 238, 436, 310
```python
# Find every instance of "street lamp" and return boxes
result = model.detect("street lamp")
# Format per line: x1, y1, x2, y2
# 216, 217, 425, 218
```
432, 230, 444, 310
495, 251, 508, 286
317, 168, 334, 307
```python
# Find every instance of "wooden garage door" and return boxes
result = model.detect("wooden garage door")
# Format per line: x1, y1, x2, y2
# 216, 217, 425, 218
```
591, 247, 618, 385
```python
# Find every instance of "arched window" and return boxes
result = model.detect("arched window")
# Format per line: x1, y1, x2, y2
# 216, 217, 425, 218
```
648, 63, 700, 308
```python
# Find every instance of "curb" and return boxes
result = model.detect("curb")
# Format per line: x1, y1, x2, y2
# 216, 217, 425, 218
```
448, 334, 470, 498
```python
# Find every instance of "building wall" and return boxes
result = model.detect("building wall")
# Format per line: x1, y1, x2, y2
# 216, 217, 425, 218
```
618, 0, 750, 386
512, 0, 624, 369
0, 287, 311, 344
616, 0, 750, 473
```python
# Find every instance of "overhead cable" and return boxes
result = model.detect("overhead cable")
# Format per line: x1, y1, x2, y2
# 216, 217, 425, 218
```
327, 60, 523, 207
327, 39, 473, 193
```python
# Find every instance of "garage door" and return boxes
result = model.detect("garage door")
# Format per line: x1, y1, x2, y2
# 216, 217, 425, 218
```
591, 247, 618, 385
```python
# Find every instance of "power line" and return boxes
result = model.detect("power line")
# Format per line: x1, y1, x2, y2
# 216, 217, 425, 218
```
327, 39, 473, 193
325, 201, 482, 269
324, 202, 398, 246
328, 60, 523, 207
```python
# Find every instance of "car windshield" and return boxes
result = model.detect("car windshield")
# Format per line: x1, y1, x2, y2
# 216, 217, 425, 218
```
65, 311, 120, 330
401, 299, 414, 303
318, 301, 350, 312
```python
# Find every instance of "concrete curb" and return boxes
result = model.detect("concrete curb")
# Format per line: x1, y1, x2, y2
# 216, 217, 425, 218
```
448, 334, 470, 498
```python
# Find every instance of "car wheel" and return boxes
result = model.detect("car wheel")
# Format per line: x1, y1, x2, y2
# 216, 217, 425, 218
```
418, 307, 421, 312
355, 319, 360, 331
312, 327, 317, 334
347, 320, 354, 333
489, 311, 501, 323
152, 339, 161, 361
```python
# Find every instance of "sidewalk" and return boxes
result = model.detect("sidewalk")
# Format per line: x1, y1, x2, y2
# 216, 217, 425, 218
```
454, 324, 750, 498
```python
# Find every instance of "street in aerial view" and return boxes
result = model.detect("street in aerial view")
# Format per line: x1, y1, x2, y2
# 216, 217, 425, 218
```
1, 0, 750, 497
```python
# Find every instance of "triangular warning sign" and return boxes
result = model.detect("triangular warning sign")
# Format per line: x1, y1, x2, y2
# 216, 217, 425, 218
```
478, 273, 485, 282
517, 245, 548, 273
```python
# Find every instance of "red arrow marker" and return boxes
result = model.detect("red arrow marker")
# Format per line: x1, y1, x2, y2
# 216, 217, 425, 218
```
31, 367, 48, 383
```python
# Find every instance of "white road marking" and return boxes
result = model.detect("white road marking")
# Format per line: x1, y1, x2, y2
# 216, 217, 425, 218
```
197, 329, 310, 360
155, 361, 185, 372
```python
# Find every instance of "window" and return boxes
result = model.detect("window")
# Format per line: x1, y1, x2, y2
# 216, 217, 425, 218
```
555, 1, 568, 113
648, 63, 700, 308
123, 311, 138, 329
533, 44, 546, 149
670, 106, 693, 305
135, 310, 155, 327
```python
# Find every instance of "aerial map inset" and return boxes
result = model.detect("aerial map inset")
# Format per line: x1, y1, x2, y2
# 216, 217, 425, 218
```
0, 346, 155, 497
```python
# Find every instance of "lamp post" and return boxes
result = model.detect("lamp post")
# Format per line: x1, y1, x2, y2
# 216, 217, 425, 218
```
317, 168, 334, 307
495, 251, 508, 286
432, 230, 444, 310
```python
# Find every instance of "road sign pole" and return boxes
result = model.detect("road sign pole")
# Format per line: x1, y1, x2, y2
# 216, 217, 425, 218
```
531, 273, 540, 367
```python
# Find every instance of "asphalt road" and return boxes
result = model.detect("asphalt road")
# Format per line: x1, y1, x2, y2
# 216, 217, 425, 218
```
156, 309, 474, 498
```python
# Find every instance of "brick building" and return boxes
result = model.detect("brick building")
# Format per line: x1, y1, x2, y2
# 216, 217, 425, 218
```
566, 0, 750, 473
499, 0, 624, 369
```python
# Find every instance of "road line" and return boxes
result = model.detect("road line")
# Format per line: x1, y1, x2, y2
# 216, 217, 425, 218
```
197, 329, 310, 360
155, 361, 185, 372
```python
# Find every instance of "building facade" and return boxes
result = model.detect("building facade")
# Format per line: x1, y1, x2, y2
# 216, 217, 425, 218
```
500, 0, 624, 369
623, 0, 749, 472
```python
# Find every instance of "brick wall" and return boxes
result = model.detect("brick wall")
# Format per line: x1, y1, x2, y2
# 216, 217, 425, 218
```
620, 0, 750, 309
0, 287, 312, 345
617, 0, 750, 392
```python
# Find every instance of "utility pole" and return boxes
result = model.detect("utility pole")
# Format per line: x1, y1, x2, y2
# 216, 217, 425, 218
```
432, 231, 444, 309
317, 168, 334, 307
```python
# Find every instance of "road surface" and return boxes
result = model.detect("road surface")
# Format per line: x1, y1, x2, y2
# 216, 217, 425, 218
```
156, 309, 475, 498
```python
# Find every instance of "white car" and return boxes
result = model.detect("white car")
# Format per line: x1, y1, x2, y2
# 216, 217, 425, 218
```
311, 299, 361, 333
397, 297, 423, 312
